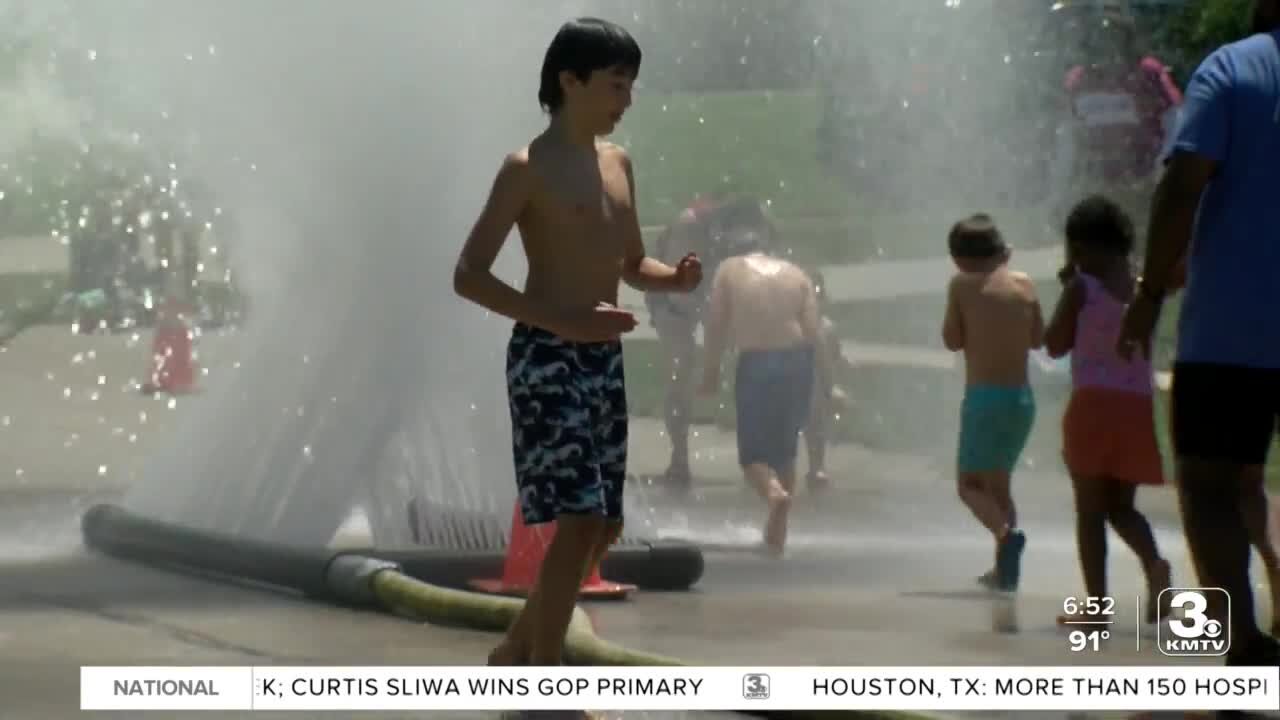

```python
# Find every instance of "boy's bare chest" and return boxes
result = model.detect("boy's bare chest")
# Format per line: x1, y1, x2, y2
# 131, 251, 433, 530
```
530, 162, 631, 259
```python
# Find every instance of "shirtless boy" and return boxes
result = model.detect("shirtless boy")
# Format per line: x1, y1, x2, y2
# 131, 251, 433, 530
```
698, 226, 827, 553
453, 18, 701, 666
941, 214, 1045, 592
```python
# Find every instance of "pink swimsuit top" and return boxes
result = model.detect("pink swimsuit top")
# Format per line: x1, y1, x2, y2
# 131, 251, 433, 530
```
1071, 272, 1153, 396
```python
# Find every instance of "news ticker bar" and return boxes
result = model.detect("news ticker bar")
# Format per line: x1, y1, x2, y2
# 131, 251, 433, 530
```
81, 665, 1280, 712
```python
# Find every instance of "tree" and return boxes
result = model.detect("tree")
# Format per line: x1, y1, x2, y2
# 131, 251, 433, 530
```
1157, 0, 1252, 83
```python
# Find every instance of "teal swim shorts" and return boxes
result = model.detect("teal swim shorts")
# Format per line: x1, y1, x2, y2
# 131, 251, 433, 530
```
957, 384, 1036, 474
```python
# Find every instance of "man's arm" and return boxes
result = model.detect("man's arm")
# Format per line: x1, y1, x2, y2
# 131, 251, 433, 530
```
941, 275, 965, 352
453, 153, 556, 329
1138, 48, 1229, 298
618, 149, 680, 292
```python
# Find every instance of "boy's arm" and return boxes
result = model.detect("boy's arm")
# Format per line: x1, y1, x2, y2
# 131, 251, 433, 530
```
1043, 277, 1084, 359
700, 261, 734, 386
618, 150, 680, 292
1025, 277, 1045, 350
801, 279, 832, 399
941, 275, 965, 352
453, 153, 556, 330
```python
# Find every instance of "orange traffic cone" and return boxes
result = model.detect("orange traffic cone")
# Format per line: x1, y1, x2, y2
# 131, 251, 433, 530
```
141, 296, 198, 395
468, 502, 635, 600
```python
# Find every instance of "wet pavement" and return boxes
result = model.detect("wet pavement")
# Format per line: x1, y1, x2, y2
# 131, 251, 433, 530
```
0, 325, 1274, 720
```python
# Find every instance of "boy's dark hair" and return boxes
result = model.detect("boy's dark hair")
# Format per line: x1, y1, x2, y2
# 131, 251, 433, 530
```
717, 196, 769, 233
538, 18, 642, 114
1064, 194, 1135, 256
948, 213, 1007, 259
715, 196, 775, 253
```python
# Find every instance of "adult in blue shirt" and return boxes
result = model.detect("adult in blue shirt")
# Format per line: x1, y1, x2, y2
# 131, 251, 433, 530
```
1119, 0, 1280, 667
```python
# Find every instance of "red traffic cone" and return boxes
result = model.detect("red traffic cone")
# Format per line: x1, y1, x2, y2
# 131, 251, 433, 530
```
468, 502, 635, 600
141, 297, 198, 395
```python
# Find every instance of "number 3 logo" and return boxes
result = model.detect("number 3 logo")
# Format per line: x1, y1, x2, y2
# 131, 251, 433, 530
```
747, 677, 764, 692
1169, 591, 1222, 639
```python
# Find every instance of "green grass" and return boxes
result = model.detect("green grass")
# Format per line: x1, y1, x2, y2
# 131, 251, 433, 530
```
617, 90, 847, 224
620, 89, 1057, 265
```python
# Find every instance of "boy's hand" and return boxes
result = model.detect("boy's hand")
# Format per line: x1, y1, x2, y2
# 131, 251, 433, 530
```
671, 253, 702, 293
554, 304, 638, 343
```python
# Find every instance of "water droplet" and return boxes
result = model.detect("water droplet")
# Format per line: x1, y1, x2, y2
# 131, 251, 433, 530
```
87, 49, 97, 61
128, 434, 137, 443
97, 375, 106, 386
98, 465, 108, 476
139, 411, 148, 423
14, 468, 23, 477
167, 398, 177, 409
62, 387, 71, 398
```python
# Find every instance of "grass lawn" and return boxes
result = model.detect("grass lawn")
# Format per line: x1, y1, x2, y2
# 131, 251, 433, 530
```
617, 90, 847, 224
621, 90, 1057, 265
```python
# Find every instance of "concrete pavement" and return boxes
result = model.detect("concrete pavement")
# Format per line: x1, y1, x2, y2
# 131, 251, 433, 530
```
0, 256, 1259, 720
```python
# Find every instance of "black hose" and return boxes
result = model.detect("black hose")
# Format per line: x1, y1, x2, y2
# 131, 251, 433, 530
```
81, 503, 706, 596
81, 503, 340, 600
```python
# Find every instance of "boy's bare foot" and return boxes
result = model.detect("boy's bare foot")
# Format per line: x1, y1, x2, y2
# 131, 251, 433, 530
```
806, 470, 831, 493
662, 464, 692, 493
763, 481, 792, 552
977, 569, 1000, 590
486, 642, 527, 666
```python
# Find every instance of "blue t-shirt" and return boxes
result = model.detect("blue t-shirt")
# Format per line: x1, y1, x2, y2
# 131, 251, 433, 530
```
1174, 31, 1280, 369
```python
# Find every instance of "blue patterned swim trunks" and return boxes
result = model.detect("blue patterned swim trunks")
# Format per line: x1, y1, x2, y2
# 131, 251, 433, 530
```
506, 322, 628, 526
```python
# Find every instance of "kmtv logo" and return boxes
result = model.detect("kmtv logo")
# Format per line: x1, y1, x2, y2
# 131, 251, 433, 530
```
1158, 588, 1230, 657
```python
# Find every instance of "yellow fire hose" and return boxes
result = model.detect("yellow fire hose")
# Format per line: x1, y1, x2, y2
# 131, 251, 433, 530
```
369, 569, 942, 720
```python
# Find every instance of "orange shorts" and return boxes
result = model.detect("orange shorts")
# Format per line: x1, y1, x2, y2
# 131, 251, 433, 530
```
1062, 387, 1165, 486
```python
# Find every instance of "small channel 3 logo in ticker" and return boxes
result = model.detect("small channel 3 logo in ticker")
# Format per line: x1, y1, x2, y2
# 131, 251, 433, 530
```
743, 673, 770, 700
1158, 588, 1231, 657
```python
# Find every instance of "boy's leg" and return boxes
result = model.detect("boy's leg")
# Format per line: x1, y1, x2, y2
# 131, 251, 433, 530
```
957, 393, 1014, 536
656, 321, 696, 487
804, 392, 830, 491
527, 515, 606, 666
582, 520, 624, 585
961, 387, 1032, 590
492, 326, 607, 666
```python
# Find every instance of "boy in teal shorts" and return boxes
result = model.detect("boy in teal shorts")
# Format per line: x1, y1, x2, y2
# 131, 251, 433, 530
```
941, 214, 1044, 592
